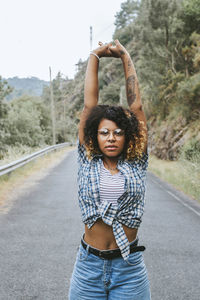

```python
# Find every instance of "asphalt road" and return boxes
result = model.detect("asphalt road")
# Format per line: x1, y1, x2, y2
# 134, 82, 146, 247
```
0, 149, 200, 300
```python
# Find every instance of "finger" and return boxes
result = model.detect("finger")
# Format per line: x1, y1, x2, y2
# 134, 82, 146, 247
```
108, 45, 115, 52
105, 43, 113, 53
114, 39, 120, 46
107, 42, 113, 48
98, 41, 103, 46
109, 44, 117, 51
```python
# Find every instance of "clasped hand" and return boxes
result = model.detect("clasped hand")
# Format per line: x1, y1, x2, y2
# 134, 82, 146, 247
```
93, 39, 129, 59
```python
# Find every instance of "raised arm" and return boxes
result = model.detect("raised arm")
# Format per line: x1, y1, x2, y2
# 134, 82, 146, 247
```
122, 51, 143, 112
78, 42, 113, 144
78, 54, 99, 144
109, 40, 148, 151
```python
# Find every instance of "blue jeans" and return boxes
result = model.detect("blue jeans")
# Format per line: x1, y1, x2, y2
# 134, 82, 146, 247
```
68, 239, 151, 300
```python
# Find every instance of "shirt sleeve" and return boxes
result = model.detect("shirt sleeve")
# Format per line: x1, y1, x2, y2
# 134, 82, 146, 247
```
77, 139, 89, 165
136, 152, 148, 171
131, 151, 149, 174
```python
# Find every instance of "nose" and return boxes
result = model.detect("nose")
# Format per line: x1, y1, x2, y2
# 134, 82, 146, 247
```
107, 132, 116, 141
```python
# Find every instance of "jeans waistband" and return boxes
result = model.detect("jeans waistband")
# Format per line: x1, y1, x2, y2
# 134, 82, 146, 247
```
81, 236, 145, 260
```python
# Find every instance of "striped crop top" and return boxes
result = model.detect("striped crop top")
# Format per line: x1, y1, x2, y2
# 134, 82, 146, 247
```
99, 161, 125, 207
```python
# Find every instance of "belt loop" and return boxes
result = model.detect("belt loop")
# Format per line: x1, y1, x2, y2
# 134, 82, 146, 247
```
86, 244, 90, 254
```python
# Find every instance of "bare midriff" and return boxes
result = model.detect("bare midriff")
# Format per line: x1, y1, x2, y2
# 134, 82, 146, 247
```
84, 218, 138, 250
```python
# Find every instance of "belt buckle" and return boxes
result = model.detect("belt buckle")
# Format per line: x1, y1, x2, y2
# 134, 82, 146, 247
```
100, 249, 115, 259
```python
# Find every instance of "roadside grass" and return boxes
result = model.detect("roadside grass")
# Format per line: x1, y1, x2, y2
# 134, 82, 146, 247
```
149, 155, 200, 203
0, 146, 75, 212
0, 145, 43, 166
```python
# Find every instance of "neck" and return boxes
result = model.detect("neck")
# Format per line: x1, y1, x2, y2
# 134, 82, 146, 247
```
103, 156, 118, 170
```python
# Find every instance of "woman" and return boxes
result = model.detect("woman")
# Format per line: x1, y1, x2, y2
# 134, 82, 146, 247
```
69, 40, 151, 300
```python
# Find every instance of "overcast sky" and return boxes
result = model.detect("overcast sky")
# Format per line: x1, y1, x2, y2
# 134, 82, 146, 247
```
0, 0, 124, 81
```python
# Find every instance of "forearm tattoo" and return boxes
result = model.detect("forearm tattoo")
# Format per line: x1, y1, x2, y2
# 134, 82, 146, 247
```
126, 75, 136, 106
128, 58, 132, 71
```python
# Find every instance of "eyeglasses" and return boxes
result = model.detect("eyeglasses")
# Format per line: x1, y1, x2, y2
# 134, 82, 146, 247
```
98, 128, 125, 138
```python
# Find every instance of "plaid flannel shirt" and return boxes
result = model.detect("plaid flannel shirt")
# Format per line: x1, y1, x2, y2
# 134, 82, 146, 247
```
77, 140, 148, 261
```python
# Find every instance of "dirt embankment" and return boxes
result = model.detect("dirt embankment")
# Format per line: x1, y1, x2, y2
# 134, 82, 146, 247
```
148, 116, 200, 161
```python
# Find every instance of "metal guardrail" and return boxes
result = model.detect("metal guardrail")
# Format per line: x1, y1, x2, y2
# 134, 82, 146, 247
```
0, 142, 72, 177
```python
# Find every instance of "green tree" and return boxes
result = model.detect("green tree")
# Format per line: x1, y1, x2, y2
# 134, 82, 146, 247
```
42, 71, 82, 143
114, 0, 140, 45
115, 0, 140, 29
182, 0, 200, 35
6, 96, 52, 147
0, 76, 13, 158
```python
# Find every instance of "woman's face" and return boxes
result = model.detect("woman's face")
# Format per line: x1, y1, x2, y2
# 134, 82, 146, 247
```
97, 119, 125, 158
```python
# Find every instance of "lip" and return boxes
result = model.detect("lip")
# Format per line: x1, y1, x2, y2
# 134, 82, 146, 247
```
105, 145, 118, 150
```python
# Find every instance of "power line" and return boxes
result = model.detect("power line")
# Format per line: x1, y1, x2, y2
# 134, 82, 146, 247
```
94, 23, 114, 39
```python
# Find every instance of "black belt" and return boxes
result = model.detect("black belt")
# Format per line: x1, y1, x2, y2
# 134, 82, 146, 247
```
81, 238, 145, 260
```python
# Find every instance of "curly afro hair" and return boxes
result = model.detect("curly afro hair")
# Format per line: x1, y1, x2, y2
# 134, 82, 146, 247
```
84, 105, 146, 160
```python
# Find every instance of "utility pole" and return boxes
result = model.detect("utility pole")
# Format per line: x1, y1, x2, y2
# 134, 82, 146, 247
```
49, 66, 56, 145
120, 86, 124, 106
63, 96, 66, 141
90, 26, 93, 51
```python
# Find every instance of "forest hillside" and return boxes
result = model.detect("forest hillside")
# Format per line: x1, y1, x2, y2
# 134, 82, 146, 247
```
5, 77, 49, 100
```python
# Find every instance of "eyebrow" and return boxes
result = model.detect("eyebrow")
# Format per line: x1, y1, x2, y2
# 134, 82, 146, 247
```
98, 128, 121, 130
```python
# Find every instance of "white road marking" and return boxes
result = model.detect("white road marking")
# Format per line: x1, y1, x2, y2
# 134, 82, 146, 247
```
150, 177, 200, 217
166, 190, 200, 217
